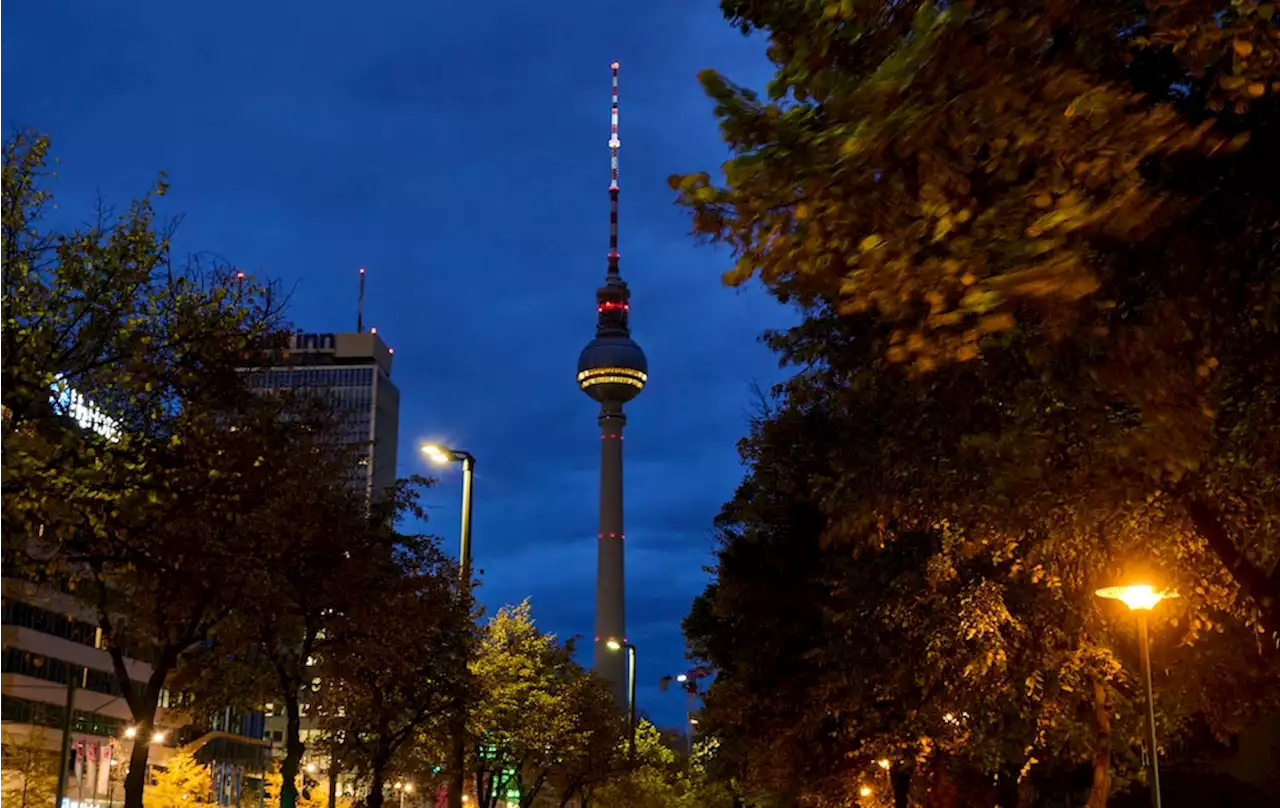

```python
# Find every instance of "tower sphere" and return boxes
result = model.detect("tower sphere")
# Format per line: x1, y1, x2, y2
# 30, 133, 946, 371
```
577, 336, 647, 404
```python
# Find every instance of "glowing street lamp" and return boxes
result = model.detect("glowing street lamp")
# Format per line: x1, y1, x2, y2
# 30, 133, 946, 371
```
606, 638, 638, 763
420, 441, 476, 808
394, 781, 414, 808
1096, 584, 1177, 808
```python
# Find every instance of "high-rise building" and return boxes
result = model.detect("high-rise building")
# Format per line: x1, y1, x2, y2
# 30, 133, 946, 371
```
242, 329, 400, 505
576, 62, 647, 705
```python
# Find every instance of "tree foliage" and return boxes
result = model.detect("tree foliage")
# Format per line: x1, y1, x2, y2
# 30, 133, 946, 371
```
1, 732, 61, 808
2, 130, 296, 808
313, 525, 471, 808
671, 1, 1280, 637
263, 762, 350, 808
686, 368, 1280, 806
468, 600, 625, 808
591, 723, 735, 808
144, 748, 212, 808
674, 9, 1279, 799
174, 422, 416, 808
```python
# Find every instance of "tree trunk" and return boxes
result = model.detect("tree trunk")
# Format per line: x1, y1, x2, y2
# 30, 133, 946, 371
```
367, 751, 390, 808
1016, 778, 1036, 808
121, 720, 156, 808
280, 690, 305, 808
1187, 497, 1279, 637
1085, 678, 1112, 808
891, 761, 912, 808
929, 760, 957, 808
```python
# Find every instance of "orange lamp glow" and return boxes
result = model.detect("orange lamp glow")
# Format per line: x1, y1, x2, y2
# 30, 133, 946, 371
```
1095, 584, 1177, 611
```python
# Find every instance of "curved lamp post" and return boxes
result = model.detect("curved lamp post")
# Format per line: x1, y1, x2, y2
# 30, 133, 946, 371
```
606, 639, 638, 762
420, 443, 476, 808
1096, 584, 1177, 808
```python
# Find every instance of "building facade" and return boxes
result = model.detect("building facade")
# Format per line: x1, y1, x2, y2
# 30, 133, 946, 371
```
241, 330, 400, 506
1, 580, 271, 807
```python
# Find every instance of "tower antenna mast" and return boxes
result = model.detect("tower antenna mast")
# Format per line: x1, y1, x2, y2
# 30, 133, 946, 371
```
357, 267, 366, 333
608, 61, 621, 277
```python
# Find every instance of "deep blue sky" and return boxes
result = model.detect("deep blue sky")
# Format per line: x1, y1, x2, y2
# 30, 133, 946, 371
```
3, 1, 795, 728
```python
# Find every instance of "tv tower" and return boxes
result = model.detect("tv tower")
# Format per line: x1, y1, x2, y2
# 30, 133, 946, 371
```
576, 61, 648, 705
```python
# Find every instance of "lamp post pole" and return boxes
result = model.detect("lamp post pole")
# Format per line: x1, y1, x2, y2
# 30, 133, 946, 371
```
421, 444, 476, 808
627, 643, 637, 763
1136, 613, 1161, 808
1095, 583, 1175, 808
54, 669, 79, 808
607, 640, 638, 762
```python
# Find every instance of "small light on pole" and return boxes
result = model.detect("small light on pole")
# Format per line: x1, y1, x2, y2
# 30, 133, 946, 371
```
606, 638, 638, 763
1096, 583, 1177, 808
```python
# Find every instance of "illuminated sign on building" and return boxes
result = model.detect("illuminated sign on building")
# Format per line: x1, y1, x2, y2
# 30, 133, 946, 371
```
291, 333, 337, 352
50, 375, 121, 442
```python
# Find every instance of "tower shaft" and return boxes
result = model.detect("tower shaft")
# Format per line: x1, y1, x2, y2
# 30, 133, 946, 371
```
594, 405, 627, 704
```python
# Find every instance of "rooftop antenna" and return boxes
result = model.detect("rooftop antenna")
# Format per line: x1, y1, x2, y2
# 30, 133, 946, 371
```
607, 61, 621, 277
357, 267, 366, 333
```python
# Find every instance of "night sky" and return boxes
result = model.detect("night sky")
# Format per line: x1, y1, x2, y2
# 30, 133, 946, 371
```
3, 1, 796, 728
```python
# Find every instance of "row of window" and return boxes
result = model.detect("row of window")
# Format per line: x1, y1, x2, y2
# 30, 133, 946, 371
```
244, 367, 375, 389
1, 694, 128, 738
2, 598, 100, 646
1, 647, 127, 697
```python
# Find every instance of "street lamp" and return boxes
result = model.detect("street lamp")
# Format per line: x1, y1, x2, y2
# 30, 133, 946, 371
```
394, 781, 414, 808
606, 639, 638, 763
420, 444, 476, 582
1096, 584, 1177, 808
421, 442, 476, 808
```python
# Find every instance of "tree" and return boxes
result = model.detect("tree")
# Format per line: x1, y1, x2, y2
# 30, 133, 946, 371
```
590, 721, 735, 808
0, 131, 280, 576
468, 601, 625, 808
548, 675, 627, 808
314, 528, 472, 808
1, 731, 60, 808
670, 1, 1280, 635
3, 131, 289, 808
684, 368, 1279, 806
173, 409, 401, 808
263, 762, 350, 808
53, 398, 320, 808
144, 748, 212, 808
